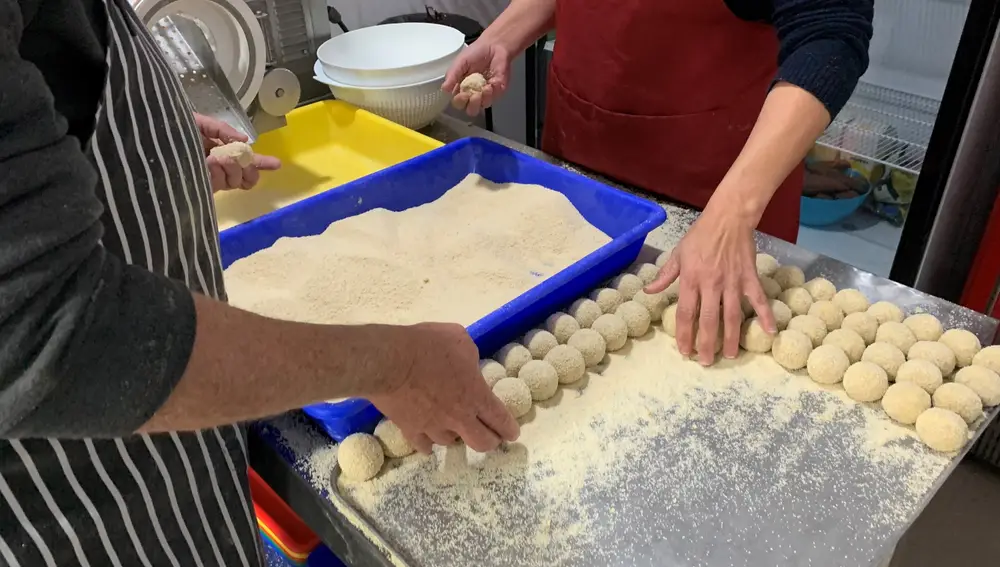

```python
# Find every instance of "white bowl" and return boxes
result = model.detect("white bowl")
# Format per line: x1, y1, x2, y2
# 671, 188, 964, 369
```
313, 61, 451, 130
317, 23, 466, 88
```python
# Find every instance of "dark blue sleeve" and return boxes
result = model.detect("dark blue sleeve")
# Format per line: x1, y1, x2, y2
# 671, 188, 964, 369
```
771, 0, 874, 119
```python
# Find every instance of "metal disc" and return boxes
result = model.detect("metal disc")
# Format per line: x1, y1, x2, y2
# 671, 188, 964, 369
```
257, 68, 301, 117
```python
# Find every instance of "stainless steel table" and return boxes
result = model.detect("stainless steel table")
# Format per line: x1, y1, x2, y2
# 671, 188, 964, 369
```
248, 116, 999, 567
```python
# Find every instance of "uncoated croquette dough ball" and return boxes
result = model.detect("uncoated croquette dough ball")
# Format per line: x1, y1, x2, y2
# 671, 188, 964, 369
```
803, 277, 836, 302
954, 365, 1000, 406
590, 288, 624, 314
459, 72, 487, 93
772, 329, 813, 371
896, 359, 943, 394
832, 289, 870, 315
932, 382, 983, 424
479, 359, 507, 388
632, 290, 670, 322
210, 141, 254, 168
868, 301, 904, 325
842, 312, 879, 345
756, 253, 779, 277
904, 313, 944, 342
568, 328, 607, 367
338, 433, 384, 482
972, 345, 1000, 375
769, 299, 793, 331
861, 342, 905, 379
611, 273, 644, 300
882, 382, 931, 425
522, 329, 558, 359
908, 340, 957, 377
592, 313, 629, 352
546, 311, 581, 343
497, 343, 532, 376
843, 361, 889, 402
806, 344, 850, 385
544, 344, 586, 384
809, 300, 844, 331
663, 304, 679, 337
915, 408, 968, 453
374, 420, 413, 458
569, 298, 603, 328
823, 328, 866, 363
773, 265, 805, 290
631, 263, 660, 286
787, 314, 828, 347
741, 317, 775, 354
779, 287, 813, 316
616, 301, 651, 337
875, 322, 917, 355
938, 329, 981, 368
518, 360, 559, 401
492, 377, 532, 418
760, 276, 782, 300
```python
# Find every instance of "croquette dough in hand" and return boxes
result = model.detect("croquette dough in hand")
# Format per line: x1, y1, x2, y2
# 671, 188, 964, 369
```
209, 141, 254, 167
460, 73, 488, 93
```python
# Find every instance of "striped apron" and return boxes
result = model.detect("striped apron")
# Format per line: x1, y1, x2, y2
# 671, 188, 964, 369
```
0, 1, 262, 565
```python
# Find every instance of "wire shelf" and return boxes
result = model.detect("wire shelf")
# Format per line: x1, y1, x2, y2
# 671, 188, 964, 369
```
816, 81, 941, 175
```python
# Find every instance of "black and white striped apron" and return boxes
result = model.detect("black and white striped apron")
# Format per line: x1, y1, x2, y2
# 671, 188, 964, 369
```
0, 2, 262, 565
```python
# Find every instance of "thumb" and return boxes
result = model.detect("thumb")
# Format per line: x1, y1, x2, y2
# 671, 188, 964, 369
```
253, 154, 281, 170
442, 58, 469, 93
645, 254, 680, 294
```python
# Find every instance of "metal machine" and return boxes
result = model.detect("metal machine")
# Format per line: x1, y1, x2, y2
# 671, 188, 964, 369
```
132, 0, 334, 140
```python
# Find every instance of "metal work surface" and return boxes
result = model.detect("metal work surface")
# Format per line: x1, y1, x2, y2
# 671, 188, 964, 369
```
252, 117, 998, 567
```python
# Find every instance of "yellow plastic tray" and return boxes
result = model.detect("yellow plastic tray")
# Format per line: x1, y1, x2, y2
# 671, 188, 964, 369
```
214, 100, 443, 230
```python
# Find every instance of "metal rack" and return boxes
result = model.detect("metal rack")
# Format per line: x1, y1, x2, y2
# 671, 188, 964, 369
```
816, 81, 941, 175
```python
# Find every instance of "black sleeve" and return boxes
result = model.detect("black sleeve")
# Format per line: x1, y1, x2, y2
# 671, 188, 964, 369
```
770, 0, 874, 119
0, 1, 197, 439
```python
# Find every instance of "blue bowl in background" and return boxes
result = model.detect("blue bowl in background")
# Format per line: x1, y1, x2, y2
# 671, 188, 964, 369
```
799, 169, 871, 227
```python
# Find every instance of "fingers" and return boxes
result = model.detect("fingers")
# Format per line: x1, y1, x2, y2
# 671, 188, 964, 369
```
646, 254, 680, 294
428, 429, 460, 447
207, 163, 227, 193
465, 91, 483, 116
220, 158, 243, 189
253, 154, 282, 171
722, 289, 743, 359
451, 91, 471, 111
455, 418, 502, 453
696, 288, 722, 366
195, 114, 248, 143
479, 84, 495, 111
477, 393, 520, 443
745, 275, 777, 333
442, 60, 469, 93
241, 166, 260, 190
674, 278, 699, 357
408, 432, 433, 455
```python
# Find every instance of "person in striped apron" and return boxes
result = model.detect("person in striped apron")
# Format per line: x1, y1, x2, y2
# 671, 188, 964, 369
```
0, 1, 519, 565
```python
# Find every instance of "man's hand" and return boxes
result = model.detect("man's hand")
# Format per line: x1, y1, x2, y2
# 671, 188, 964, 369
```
367, 323, 520, 454
442, 40, 512, 116
194, 114, 280, 192
646, 205, 776, 365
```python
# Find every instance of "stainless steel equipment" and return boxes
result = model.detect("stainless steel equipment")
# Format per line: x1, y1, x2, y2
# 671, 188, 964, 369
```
133, 0, 332, 138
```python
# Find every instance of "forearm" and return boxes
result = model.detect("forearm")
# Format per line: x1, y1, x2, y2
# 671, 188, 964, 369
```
140, 294, 410, 433
480, 0, 556, 54
708, 82, 830, 224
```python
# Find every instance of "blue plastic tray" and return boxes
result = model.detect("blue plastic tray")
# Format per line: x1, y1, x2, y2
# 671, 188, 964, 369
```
220, 137, 666, 441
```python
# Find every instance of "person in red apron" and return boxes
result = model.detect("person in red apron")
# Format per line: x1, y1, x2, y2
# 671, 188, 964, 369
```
444, 0, 873, 364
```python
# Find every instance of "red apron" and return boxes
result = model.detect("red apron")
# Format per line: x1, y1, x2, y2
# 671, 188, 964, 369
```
541, 0, 804, 242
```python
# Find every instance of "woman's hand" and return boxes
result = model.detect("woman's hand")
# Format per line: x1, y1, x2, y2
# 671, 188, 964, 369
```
442, 40, 512, 116
194, 114, 280, 192
646, 204, 776, 365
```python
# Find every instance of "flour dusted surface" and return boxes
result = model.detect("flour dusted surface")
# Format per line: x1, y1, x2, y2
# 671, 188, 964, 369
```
224, 174, 611, 325
340, 329, 951, 567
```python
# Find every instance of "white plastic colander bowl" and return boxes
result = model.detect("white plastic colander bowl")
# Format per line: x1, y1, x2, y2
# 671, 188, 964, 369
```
317, 23, 466, 88
313, 61, 451, 130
